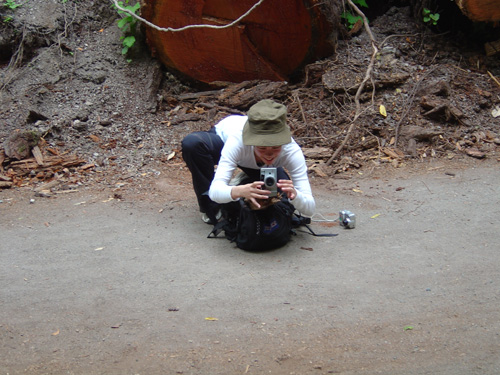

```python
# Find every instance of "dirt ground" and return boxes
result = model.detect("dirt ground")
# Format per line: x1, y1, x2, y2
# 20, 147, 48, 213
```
1, 1, 500, 374
1, 159, 500, 375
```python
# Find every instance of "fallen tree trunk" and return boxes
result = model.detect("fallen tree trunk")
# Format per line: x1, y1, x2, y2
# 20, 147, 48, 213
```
141, 0, 339, 84
455, 0, 500, 22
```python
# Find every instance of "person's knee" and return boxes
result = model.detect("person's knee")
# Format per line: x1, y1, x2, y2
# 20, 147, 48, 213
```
182, 133, 209, 166
181, 132, 201, 153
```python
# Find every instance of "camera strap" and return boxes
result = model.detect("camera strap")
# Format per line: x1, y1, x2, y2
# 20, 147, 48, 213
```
292, 215, 338, 237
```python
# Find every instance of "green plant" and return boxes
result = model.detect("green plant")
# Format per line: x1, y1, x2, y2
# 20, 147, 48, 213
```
113, 0, 140, 56
351, 0, 368, 8
422, 8, 440, 26
2, 0, 22, 10
3, 15, 13, 22
341, 0, 368, 30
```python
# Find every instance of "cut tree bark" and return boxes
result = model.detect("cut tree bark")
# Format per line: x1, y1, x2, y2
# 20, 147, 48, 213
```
141, 0, 339, 84
455, 0, 500, 22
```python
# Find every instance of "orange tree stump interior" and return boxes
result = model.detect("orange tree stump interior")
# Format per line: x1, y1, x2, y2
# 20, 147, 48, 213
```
142, 0, 336, 84
456, 0, 500, 22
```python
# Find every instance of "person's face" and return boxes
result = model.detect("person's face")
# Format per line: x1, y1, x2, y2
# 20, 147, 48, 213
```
254, 146, 282, 165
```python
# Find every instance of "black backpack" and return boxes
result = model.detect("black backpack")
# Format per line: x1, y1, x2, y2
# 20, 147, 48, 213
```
209, 197, 295, 251
208, 196, 337, 251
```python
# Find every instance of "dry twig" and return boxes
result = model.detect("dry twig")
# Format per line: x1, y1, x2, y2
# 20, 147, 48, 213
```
488, 71, 500, 88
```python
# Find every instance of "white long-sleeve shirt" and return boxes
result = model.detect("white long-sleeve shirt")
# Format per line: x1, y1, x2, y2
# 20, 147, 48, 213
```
208, 115, 315, 217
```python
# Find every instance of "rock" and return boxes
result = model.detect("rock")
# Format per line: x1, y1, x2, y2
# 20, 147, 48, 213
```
3, 130, 41, 160
72, 120, 88, 133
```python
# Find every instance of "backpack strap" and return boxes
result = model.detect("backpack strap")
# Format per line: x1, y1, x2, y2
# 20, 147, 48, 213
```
207, 199, 243, 240
207, 219, 227, 238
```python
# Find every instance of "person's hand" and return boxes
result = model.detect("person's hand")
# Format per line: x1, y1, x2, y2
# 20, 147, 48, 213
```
277, 179, 297, 200
231, 181, 270, 209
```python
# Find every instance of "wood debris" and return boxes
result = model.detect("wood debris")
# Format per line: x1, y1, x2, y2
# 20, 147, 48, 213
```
302, 147, 331, 159
0, 181, 13, 189
308, 163, 328, 177
399, 125, 444, 141
1, 133, 87, 189
217, 80, 289, 109
465, 148, 486, 159
8, 154, 86, 175
382, 147, 405, 159
420, 96, 464, 123
32, 146, 44, 165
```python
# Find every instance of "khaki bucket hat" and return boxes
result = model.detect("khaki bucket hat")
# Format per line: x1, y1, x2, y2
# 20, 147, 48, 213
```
242, 99, 291, 146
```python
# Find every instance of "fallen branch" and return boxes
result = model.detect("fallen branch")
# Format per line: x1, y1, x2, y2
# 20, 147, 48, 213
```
326, 0, 378, 166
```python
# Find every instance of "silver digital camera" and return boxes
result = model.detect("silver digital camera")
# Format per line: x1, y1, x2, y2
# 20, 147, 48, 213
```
260, 167, 278, 197
339, 210, 356, 229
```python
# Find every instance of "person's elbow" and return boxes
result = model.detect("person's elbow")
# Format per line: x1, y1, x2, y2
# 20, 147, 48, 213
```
303, 200, 315, 217
208, 185, 218, 203
294, 191, 315, 217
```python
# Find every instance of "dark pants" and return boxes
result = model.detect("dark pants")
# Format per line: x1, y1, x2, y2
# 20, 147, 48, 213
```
181, 128, 224, 216
181, 129, 289, 219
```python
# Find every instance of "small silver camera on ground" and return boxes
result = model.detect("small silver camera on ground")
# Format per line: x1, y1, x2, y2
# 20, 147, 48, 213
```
260, 167, 278, 197
339, 210, 356, 229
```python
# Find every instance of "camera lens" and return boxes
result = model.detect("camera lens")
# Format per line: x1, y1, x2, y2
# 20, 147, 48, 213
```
265, 176, 275, 187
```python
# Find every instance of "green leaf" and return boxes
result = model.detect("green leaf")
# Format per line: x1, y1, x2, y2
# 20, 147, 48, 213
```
123, 35, 136, 48
117, 18, 128, 29
341, 12, 363, 29
131, 2, 140, 12
354, 0, 368, 8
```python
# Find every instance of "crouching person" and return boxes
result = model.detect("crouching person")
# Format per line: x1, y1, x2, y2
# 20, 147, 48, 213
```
181, 99, 315, 225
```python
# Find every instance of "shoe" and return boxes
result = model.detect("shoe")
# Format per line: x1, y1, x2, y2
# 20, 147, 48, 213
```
202, 210, 222, 224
